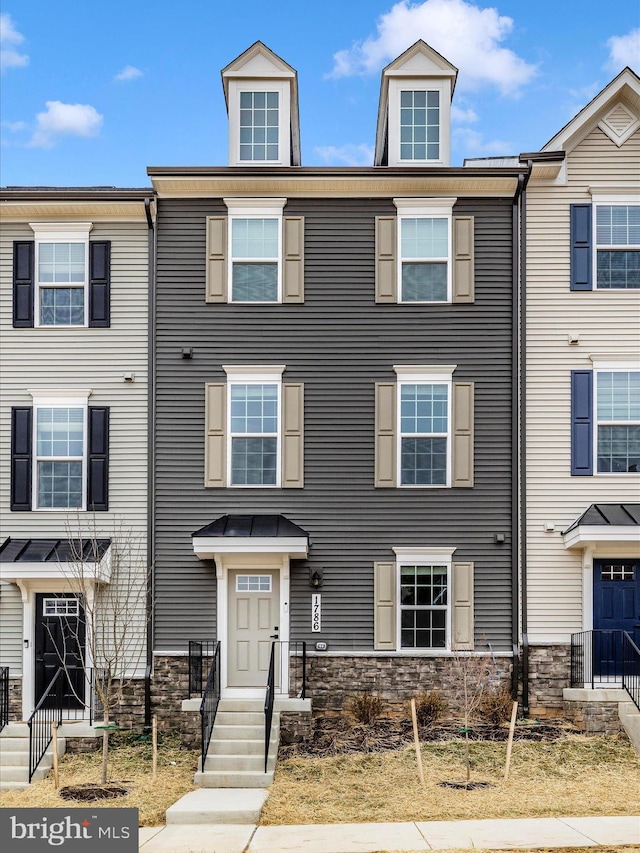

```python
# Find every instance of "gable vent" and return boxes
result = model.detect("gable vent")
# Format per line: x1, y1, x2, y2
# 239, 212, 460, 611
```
598, 102, 640, 147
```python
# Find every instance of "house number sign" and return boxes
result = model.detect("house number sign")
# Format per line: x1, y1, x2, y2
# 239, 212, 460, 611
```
311, 594, 321, 632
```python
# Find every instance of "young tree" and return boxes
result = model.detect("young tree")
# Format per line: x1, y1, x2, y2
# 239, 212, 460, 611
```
53, 515, 151, 784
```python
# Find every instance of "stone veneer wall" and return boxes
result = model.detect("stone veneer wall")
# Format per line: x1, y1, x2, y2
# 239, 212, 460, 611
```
8, 678, 22, 721
151, 655, 199, 745
305, 653, 513, 715
563, 700, 622, 735
527, 644, 571, 715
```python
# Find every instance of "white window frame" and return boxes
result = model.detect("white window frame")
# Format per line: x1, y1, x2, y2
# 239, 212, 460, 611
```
388, 78, 451, 167
28, 389, 92, 511
30, 222, 92, 328
394, 365, 455, 488
394, 199, 455, 303
394, 548, 455, 653
224, 199, 285, 303
223, 365, 284, 488
592, 362, 640, 476
227, 80, 290, 166
590, 194, 640, 291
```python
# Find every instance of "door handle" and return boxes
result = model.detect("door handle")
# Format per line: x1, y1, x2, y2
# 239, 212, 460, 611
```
270, 634, 279, 640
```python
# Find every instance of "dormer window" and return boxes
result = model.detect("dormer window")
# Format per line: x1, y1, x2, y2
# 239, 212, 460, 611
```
240, 91, 279, 162
400, 90, 440, 162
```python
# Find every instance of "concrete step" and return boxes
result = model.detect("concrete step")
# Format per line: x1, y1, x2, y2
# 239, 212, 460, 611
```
0, 765, 29, 784
212, 724, 265, 740
619, 701, 640, 753
0, 780, 29, 791
215, 711, 265, 726
194, 769, 274, 788
0, 723, 30, 737
165, 788, 268, 825
0, 751, 30, 766
0, 738, 30, 752
203, 753, 273, 773
208, 738, 265, 755
216, 700, 265, 713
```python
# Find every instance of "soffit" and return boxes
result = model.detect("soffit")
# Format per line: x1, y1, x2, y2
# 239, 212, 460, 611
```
0, 200, 150, 221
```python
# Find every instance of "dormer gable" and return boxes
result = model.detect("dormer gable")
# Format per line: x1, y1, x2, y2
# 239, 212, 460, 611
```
221, 41, 301, 166
375, 40, 458, 167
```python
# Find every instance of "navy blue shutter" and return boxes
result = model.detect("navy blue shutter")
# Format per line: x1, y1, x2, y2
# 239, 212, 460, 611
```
87, 407, 109, 510
13, 241, 35, 327
570, 204, 592, 291
89, 241, 111, 327
571, 370, 593, 475
11, 407, 32, 510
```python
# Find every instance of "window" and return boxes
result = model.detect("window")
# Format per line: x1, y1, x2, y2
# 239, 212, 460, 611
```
230, 217, 279, 301
400, 563, 448, 649
43, 597, 80, 616
10, 392, 109, 512
373, 550, 473, 653
236, 575, 272, 592
400, 90, 439, 162
229, 381, 279, 485
239, 91, 279, 162
595, 371, 640, 473
595, 204, 640, 289
399, 217, 449, 301
375, 366, 473, 489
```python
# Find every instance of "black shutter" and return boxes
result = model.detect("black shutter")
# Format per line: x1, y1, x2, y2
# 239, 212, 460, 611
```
89, 241, 111, 327
571, 370, 593, 475
11, 407, 32, 510
87, 407, 109, 510
13, 241, 35, 327
570, 204, 592, 291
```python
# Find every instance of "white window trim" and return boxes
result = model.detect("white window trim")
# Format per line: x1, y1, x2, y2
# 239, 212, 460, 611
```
227, 80, 291, 166
589, 196, 640, 291
223, 365, 284, 488
394, 549, 454, 653
592, 367, 640, 477
394, 365, 456, 488
394, 199, 456, 303
224, 199, 286, 304
29, 222, 92, 328
388, 78, 450, 166
28, 389, 92, 512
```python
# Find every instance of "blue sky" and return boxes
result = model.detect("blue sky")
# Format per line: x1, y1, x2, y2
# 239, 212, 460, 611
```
1, 0, 638, 187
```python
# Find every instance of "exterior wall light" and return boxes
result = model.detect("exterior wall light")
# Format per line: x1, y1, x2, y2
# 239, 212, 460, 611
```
310, 570, 323, 589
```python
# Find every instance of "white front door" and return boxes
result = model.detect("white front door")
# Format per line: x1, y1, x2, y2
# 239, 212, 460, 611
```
227, 570, 280, 687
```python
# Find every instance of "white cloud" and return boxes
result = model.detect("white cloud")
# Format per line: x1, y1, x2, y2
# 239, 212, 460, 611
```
29, 101, 104, 149
327, 0, 536, 96
453, 126, 512, 156
115, 65, 143, 82
606, 28, 640, 73
0, 12, 29, 71
314, 143, 375, 166
451, 105, 478, 123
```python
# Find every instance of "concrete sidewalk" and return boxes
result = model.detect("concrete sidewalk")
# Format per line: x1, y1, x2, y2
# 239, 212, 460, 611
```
138, 815, 640, 852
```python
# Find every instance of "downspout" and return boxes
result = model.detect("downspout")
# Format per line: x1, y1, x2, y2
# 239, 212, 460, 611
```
512, 163, 532, 712
144, 196, 156, 732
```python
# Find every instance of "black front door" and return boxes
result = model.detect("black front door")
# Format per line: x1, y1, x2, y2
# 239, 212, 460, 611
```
34, 593, 85, 709
593, 560, 640, 678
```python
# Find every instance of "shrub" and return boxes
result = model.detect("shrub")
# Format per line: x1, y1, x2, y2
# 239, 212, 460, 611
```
477, 684, 514, 725
348, 692, 383, 725
413, 690, 447, 726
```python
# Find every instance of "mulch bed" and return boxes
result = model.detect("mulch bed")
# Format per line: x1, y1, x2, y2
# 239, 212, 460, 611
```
280, 717, 578, 758
59, 783, 129, 801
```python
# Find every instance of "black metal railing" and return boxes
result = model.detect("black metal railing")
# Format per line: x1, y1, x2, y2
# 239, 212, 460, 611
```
188, 640, 218, 698
269, 641, 307, 698
571, 630, 628, 687
0, 667, 9, 732
28, 668, 64, 782
622, 632, 640, 712
199, 641, 221, 767
264, 641, 276, 773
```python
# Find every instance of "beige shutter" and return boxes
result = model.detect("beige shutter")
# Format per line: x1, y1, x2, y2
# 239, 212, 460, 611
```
451, 561, 474, 650
452, 381, 474, 488
375, 216, 397, 302
283, 216, 304, 303
452, 216, 474, 303
204, 383, 226, 487
206, 217, 227, 303
374, 562, 397, 650
375, 382, 396, 487
282, 382, 304, 487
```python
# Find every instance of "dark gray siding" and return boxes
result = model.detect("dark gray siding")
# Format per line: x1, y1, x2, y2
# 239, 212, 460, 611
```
154, 196, 514, 651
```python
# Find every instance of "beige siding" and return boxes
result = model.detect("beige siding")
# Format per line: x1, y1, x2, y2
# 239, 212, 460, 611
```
526, 125, 640, 642
0, 583, 24, 674
0, 219, 149, 675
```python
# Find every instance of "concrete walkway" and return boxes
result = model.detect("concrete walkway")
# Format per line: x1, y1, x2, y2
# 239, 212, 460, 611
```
138, 815, 640, 852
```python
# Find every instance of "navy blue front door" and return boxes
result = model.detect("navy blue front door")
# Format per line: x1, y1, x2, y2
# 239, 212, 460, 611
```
593, 560, 640, 677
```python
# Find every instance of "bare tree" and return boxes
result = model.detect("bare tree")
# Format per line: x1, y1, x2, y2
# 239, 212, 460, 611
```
52, 514, 151, 784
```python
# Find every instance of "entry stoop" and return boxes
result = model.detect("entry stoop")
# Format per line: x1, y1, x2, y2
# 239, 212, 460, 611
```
194, 698, 279, 789
0, 723, 66, 790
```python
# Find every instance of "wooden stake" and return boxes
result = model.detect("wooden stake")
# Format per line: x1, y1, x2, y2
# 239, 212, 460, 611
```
152, 715, 158, 781
410, 698, 425, 785
52, 721, 59, 790
503, 700, 518, 781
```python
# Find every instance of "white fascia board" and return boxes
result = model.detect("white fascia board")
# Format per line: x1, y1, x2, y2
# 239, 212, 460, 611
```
192, 537, 308, 559
0, 557, 111, 585
563, 526, 640, 550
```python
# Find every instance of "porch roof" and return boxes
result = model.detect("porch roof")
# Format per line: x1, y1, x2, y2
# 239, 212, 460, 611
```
562, 504, 640, 550
0, 537, 112, 584
192, 514, 309, 559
